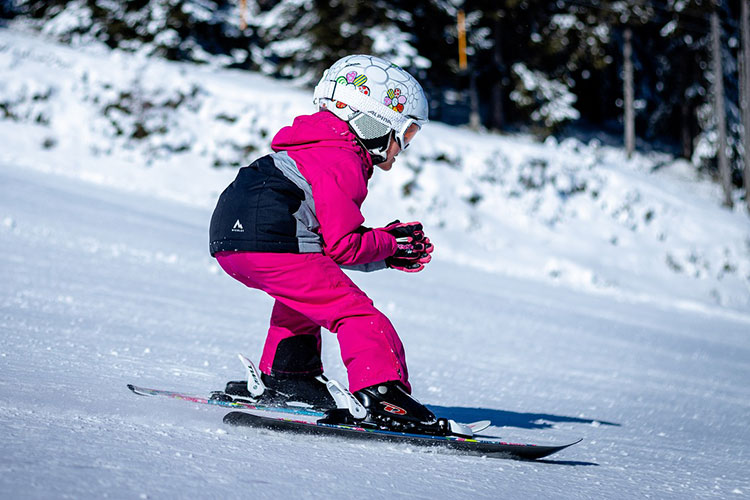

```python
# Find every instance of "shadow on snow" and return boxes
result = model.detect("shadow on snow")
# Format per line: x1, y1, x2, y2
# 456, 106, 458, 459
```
428, 404, 620, 430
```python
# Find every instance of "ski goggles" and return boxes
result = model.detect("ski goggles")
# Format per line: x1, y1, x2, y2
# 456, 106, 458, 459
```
394, 120, 422, 150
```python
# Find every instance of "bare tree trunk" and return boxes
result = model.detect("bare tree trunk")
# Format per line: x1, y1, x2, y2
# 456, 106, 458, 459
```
681, 98, 693, 159
491, 82, 503, 131
469, 69, 481, 131
623, 26, 635, 159
679, 52, 693, 159
742, 0, 750, 213
491, 15, 505, 130
711, 9, 733, 208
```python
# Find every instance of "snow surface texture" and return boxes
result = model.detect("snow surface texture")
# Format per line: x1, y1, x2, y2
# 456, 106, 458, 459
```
1, 28, 749, 499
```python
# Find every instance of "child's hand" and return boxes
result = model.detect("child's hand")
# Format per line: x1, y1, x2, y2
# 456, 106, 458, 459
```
382, 220, 434, 272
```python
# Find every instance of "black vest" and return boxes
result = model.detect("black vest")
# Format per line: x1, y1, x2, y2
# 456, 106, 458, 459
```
209, 155, 307, 256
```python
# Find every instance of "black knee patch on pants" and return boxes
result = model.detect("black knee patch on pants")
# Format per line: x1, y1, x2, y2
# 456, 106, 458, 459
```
271, 336, 322, 377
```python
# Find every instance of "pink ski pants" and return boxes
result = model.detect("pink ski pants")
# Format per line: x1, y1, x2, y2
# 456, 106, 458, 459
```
215, 251, 410, 393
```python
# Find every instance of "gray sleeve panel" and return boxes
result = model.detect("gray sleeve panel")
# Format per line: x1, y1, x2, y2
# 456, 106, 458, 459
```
271, 152, 323, 253
340, 260, 389, 273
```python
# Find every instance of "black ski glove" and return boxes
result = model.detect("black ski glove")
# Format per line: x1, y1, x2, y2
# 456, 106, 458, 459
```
381, 220, 434, 273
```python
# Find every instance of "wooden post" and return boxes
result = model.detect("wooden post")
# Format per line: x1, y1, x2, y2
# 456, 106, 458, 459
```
457, 10, 467, 71
623, 26, 635, 159
239, 0, 247, 30
711, 8, 733, 208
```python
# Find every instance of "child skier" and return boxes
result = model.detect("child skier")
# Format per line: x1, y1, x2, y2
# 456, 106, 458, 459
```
209, 55, 437, 431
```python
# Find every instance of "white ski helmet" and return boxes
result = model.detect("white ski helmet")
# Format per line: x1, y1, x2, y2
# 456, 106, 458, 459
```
313, 54, 429, 163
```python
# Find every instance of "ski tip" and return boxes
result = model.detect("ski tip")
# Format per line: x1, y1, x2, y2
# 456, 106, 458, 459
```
127, 384, 148, 396
513, 438, 583, 460
553, 438, 583, 452
511, 438, 583, 460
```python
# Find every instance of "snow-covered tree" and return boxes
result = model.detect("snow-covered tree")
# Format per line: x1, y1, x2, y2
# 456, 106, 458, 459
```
251, 0, 429, 83
4, 0, 257, 66
510, 62, 580, 133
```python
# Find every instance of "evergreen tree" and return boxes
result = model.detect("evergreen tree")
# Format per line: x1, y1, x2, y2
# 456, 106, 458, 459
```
1, 0, 745, 195
253, 0, 427, 83
4, 0, 257, 66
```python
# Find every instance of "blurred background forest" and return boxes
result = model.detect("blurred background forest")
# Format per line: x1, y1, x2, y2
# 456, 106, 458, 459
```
2, 0, 748, 209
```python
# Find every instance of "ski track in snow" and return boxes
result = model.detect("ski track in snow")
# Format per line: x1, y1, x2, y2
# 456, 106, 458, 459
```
2, 161, 750, 499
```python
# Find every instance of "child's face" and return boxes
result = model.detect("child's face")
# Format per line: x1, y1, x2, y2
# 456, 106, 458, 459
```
376, 124, 420, 171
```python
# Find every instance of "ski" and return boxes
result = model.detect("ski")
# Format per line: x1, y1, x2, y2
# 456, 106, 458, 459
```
223, 411, 581, 460
127, 384, 489, 431
128, 383, 579, 459
127, 384, 325, 417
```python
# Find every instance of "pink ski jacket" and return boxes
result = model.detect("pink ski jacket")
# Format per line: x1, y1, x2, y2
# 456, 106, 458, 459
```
209, 111, 396, 270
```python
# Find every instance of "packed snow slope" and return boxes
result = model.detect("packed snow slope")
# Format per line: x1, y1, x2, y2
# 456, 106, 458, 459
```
2, 147, 750, 500
1, 28, 750, 499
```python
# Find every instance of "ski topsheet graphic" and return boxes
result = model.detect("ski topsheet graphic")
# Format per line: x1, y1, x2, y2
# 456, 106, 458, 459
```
127, 384, 324, 417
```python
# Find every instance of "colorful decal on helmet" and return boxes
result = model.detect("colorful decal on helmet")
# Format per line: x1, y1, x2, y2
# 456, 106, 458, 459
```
344, 71, 368, 86
334, 71, 370, 110
384, 88, 407, 113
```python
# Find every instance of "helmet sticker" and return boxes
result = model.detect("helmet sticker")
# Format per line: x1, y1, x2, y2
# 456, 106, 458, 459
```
334, 71, 371, 110
384, 88, 407, 113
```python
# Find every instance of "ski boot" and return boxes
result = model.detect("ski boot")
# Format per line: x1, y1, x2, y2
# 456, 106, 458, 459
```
320, 381, 454, 435
355, 381, 436, 425
223, 373, 335, 409
215, 354, 335, 409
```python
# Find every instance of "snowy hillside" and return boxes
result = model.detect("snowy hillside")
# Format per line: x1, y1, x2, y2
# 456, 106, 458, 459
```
1, 28, 750, 499
2, 29, 749, 314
